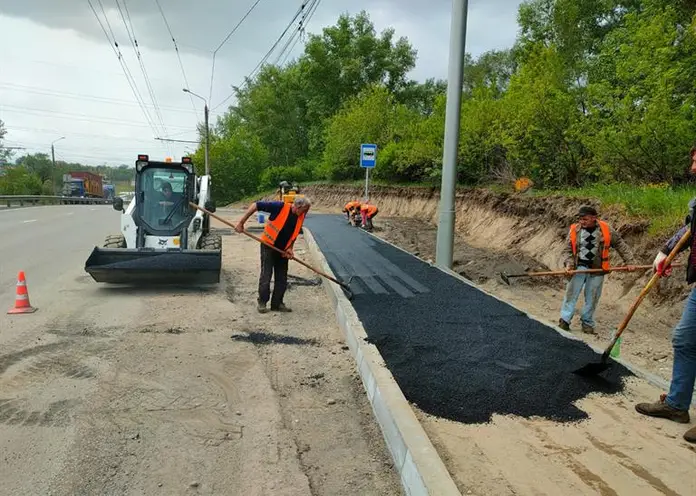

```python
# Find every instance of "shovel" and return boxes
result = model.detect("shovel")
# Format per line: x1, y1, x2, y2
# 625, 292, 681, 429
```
573, 228, 691, 377
189, 203, 355, 300
500, 265, 656, 285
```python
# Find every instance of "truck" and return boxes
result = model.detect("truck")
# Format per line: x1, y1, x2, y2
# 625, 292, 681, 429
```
62, 171, 103, 198
103, 184, 115, 200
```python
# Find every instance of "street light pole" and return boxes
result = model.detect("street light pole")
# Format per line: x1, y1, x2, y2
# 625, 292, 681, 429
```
183, 88, 209, 176
435, 0, 468, 269
51, 136, 65, 195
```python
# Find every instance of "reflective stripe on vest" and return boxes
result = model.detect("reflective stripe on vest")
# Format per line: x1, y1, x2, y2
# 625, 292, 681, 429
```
260, 203, 305, 251
569, 220, 611, 270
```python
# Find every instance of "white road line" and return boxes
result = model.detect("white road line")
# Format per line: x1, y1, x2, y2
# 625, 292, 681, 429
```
22, 219, 37, 223
66, 212, 74, 216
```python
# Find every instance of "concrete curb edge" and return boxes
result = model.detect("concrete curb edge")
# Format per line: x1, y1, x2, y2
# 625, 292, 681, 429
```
302, 227, 462, 496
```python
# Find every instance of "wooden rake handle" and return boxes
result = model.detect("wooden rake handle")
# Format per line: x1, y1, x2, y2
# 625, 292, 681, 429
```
188, 202, 350, 290
603, 228, 692, 356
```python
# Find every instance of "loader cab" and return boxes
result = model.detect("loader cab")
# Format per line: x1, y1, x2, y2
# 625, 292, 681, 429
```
133, 155, 196, 243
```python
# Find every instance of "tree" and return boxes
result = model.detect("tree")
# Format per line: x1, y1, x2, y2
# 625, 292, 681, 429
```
0, 118, 14, 164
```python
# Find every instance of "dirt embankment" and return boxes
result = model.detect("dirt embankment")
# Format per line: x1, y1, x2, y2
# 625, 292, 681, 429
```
299, 184, 692, 382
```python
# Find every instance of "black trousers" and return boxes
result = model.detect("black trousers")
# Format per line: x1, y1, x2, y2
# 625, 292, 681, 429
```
258, 243, 288, 307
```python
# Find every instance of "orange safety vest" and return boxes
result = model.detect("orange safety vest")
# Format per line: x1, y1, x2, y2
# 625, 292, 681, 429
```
569, 220, 611, 270
361, 204, 378, 216
260, 203, 305, 251
344, 201, 360, 212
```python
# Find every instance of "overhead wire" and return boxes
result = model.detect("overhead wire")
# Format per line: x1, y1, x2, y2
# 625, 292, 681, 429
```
153, 0, 200, 120
0, 82, 220, 115
208, 0, 265, 102
115, 0, 171, 154
87, 0, 164, 148
277, 0, 321, 66
211, 0, 312, 112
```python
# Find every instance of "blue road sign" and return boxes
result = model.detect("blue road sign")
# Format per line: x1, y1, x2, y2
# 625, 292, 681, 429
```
360, 143, 377, 168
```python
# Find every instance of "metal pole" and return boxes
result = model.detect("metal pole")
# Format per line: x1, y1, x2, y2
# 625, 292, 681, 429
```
204, 103, 210, 176
51, 144, 56, 195
364, 167, 369, 201
435, 0, 468, 269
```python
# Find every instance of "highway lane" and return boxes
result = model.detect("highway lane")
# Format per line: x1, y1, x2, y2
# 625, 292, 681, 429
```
0, 204, 119, 308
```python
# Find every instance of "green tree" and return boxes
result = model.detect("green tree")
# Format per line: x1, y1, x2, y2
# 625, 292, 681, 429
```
192, 127, 269, 204
0, 166, 43, 195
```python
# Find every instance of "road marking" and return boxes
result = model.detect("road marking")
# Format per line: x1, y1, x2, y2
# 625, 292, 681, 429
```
22, 219, 37, 223
66, 212, 74, 216
90, 208, 97, 211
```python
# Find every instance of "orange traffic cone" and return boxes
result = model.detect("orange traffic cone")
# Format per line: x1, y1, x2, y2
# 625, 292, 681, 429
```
7, 271, 37, 314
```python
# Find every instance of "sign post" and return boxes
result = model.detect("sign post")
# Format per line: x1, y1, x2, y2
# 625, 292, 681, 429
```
360, 143, 377, 201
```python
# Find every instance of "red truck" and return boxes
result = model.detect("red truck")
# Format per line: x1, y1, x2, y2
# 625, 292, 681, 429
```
63, 171, 103, 198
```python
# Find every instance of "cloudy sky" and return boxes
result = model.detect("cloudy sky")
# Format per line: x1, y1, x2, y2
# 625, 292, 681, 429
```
0, 0, 523, 167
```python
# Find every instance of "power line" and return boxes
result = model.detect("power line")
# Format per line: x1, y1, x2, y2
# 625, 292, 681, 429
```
115, 0, 170, 146
276, 0, 320, 66
281, 0, 321, 66
87, 0, 164, 144
0, 82, 220, 115
0, 104, 193, 129
153, 0, 200, 120
6, 125, 197, 143
211, 0, 311, 112
208, 0, 265, 102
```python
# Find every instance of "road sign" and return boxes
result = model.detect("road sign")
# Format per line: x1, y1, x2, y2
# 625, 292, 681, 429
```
360, 144, 377, 168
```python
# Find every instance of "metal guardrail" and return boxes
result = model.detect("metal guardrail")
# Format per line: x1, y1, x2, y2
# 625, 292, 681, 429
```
0, 195, 113, 208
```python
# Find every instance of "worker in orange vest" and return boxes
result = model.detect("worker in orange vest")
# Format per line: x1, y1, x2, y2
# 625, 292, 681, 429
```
342, 200, 361, 224
360, 203, 379, 231
235, 196, 312, 313
559, 205, 636, 334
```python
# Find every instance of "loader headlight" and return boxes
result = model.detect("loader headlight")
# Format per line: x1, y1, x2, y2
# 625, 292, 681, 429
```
136, 161, 147, 171
192, 217, 201, 232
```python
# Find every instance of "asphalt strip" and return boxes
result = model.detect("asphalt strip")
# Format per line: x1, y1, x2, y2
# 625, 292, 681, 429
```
306, 215, 634, 424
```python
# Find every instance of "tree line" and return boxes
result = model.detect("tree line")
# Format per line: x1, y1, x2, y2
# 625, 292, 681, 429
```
189, 1, 696, 204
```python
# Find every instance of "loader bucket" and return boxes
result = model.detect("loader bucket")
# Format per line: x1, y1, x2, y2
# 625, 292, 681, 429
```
84, 247, 221, 285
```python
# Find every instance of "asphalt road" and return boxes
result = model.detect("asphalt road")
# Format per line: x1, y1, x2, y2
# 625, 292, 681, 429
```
306, 215, 634, 424
0, 205, 120, 306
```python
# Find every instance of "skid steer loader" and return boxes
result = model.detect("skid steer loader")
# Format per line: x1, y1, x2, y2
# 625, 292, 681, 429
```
84, 154, 222, 285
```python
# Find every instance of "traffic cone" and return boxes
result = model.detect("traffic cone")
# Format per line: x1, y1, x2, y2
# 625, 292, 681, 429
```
7, 271, 37, 314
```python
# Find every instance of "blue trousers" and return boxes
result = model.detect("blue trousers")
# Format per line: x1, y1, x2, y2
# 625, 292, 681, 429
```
666, 287, 696, 411
560, 267, 604, 328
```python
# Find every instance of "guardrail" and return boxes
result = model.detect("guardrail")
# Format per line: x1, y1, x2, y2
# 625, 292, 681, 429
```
0, 195, 114, 208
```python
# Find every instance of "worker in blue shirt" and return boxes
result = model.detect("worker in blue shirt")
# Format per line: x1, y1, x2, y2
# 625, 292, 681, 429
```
235, 196, 312, 313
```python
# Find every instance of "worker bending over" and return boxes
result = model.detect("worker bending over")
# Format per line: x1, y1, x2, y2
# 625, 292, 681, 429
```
360, 203, 379, 231
635, 145, 696, 444
235, 196, 312, 313
342, 200, 361, 224
559, 206, 636, 334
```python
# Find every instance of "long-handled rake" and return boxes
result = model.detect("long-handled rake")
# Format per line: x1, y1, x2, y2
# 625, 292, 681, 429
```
189, 203, 355, 300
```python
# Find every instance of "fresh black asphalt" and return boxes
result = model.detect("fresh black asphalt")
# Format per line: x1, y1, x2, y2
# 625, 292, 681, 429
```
305, 214, 634, 424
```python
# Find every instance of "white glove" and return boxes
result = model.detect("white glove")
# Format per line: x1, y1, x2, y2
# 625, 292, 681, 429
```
653, 251, 667, 271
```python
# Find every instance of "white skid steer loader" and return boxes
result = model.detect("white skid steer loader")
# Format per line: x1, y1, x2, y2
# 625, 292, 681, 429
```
84, 154, 222, 284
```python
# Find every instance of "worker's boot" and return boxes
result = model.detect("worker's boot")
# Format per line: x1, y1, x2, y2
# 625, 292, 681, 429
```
683, 425, 696, 443
581, 323, 596, 335
558, 319, 570, 331
271, 303, 292, 313
257, 300, 268, 314
635, 397, 691, 424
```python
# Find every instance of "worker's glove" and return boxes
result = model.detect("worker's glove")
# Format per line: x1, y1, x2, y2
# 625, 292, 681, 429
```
653, 251, 672, 277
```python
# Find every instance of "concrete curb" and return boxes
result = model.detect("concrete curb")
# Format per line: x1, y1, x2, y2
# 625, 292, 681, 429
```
361, 228, 696, 407
302, 227, 461, 496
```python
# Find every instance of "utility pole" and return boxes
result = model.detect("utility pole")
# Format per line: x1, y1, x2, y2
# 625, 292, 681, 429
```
51, 137, 65, 195
183, 88, 209, 176
435, 0, 468, 269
